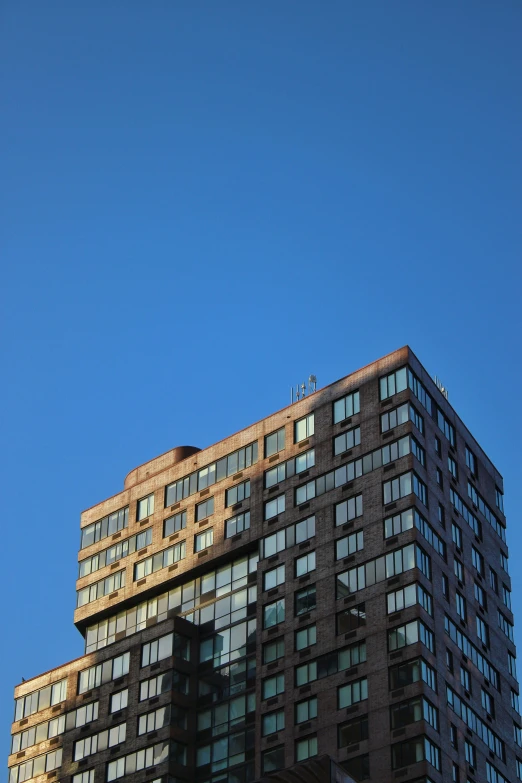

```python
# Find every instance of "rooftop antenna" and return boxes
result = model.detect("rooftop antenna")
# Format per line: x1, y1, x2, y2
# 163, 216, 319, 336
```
291, 374, 318, 403
434, 375, 449, 400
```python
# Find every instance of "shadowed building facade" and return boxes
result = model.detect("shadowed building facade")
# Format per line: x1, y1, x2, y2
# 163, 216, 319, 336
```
7, 347, 521, 783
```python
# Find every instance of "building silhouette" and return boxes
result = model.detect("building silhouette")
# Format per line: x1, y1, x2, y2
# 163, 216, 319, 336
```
8, 347, 520, 783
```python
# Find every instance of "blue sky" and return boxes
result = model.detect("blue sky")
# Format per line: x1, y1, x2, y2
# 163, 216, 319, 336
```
1, 0, 521, 761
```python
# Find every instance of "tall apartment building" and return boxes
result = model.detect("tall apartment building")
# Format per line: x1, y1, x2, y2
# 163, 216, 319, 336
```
8, 347, 520, 783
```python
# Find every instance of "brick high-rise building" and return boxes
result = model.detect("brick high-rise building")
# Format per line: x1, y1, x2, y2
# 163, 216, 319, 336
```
8, 347, 520, 783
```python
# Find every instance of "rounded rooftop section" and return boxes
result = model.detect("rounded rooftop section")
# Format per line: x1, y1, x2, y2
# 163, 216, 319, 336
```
124, 445, 201, 489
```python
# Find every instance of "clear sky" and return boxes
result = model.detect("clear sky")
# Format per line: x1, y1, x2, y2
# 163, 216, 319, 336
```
1, 0, 521, 763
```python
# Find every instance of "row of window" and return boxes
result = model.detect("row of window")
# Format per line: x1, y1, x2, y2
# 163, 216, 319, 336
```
261, 734, 440, 777
85, 553, 258, 653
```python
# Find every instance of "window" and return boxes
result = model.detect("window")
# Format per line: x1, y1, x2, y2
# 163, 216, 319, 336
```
14, 679, 67, 721
79, 527, 153, 577
163, 510, 186, 537
296, 696, 317, 723
446, 648, 454, 673
68, 702, 99, 730
388, 620, 434, 654
137, 494, 154, 521
225, 511, 250, 538
392, 736, 441, 771
8, 749, 63, 783
194, 528, 213, 552
435, 436, 441, 456
390, 696, 438, 731
486, 761, 509, 783
446, 685, 505, 762
225, 479, 250, 508
336, 542, 429, 598
498, 610, 514, 642
438, 502, 445, 526
11, 714, 66, 754
467, 482, 505, 540
197, 693, 255, 735
296, 734, 317, 761
80, 506, 129, 550
295, 550, 316, 577
454, 558, 464, 582
444, 615, 499, 690
389, 657, 437, 693
106, 741, 182, 780
411, 437, 425, 466
465, 740, 476, 768
110, 690, 128, 713
481, 688, 494, 717
452, 522, 462, 549
295, 642, 366, 687
500, 551, 509, 573
76, 569, 126, 607
338, 677, 368, 708
295, 585, 316, 615
387, 584, 432, 617
139, 670, 188, 701
261, 515, 315, 558
460, 667, 471, 693
165, 442, 258, 505
436, 467, 443, 487
262, 745, 284, 774
262, 710, 284, 736
263, 564, 285, 591
450, 723, 458, 749
452, 762, 460, 782
333, 390, 360, 422
466, 446, 477, 476
297, 436, 412, 505
456, 592, 467, 622
380, 367, 407, 400
509, 654, 518, 679
344, 755, 370, 782
490, 568, 498, 594
295, 414, 314, 443
472, 547, 484, 576
141, 632, 189, 667
295, 625, 316, 651
335, 495, 363, 526
476, 616, 489, 646
442, 573, 449, 599
473, 582, 488, 609
265, 448, 315, 487
335, 530, 364, 560
72, 773, 95, 783
495, 488, 504, 513
264, 599, 285, 629
265, 427, 285, 457
134, 540, 186, 580
139, 705, 185, 735
263, 638, 284, 664
450, 488, 482, 538
74, 722, 126, 760
383, 471, 427, 506
437, 408, 456, 446
384, 507, 445, 559
265, 494, 285, 520
196, 497, 214, 521
262, 673, 285, 699
381, 402, 424, 434
337, 603, 366, 633
502, 584, 512, 611
515, 723, 522, 748
333, 426, 361, 455
338, 715, 368, 747
448, 455, 458, 479
78, 653, 130, 694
